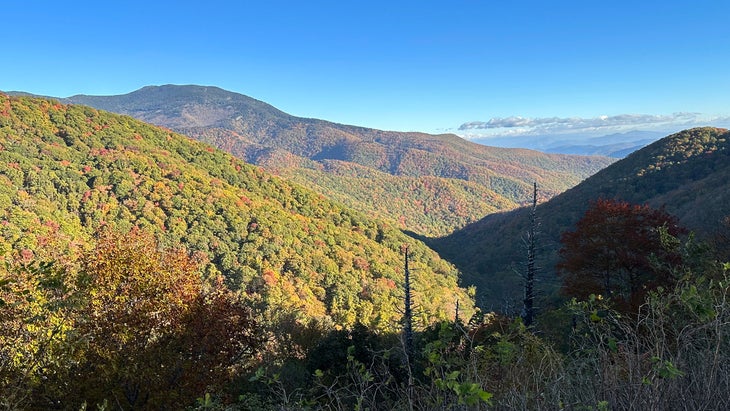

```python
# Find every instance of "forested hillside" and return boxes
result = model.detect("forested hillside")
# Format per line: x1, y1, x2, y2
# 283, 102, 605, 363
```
431, 127, 730, 310
0, 94, 474, 330
60, 85, 613, 236
2, 96, 729, 410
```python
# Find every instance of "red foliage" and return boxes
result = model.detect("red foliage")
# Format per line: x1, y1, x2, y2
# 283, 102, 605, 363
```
1, 98, 11, 117
557, 198, 686, 312
353, 257, 370, 271
19, 249, 34, 262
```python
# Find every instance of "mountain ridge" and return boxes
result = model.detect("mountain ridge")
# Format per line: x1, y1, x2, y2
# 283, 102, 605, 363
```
42, 84, 615, 236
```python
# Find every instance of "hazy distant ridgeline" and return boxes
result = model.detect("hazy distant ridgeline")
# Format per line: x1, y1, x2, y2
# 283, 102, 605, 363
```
472, 130, 665, 158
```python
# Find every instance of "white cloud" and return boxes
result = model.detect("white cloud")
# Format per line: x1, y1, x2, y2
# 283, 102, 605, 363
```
454, 112, 730, 140
459, 113, 701, 132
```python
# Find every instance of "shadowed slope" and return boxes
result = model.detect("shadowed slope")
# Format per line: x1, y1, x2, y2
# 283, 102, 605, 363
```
430, 127, 730, 310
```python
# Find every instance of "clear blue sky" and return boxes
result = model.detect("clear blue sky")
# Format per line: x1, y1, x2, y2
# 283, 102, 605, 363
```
3, 0, 729, 138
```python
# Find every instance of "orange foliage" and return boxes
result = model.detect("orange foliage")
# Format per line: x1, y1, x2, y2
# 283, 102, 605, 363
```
262, 268, 279, 286
65, 228, 260, 408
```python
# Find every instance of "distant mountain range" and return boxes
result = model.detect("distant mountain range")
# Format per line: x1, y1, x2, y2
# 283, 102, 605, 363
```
430, 127, 730, 310
471, 130, 665, 158
20, 85, 615, 236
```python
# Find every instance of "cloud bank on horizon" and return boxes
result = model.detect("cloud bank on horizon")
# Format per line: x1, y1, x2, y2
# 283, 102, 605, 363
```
457, 113, 730, 139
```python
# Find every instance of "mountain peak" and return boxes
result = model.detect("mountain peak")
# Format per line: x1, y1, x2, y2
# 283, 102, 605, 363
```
62, 84, 613, 236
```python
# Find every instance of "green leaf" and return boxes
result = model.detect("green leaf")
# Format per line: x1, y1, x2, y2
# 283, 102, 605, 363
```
479, 390, 493, 403
446, 370, 460, 381
608, 337, 618, 352
248, 367, 265, 382
590, 310, 601, 323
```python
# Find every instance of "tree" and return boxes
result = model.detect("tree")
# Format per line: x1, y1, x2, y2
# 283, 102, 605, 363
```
402, 245, 414, 368
521, 182, 539, 327
557, 198, 686, 311
60, 228, 260, 409
0, 259, 75, 410
401, 245, 416, 411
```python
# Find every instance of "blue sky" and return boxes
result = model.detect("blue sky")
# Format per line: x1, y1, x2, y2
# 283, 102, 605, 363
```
3, 1, 729, 139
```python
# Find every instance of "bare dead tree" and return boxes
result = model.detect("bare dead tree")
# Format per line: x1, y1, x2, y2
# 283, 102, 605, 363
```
521, 182, 539, 327
402, 246, 414, 368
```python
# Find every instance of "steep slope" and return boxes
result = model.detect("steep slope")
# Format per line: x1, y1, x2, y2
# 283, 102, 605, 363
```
430, 127, 730, 310
61, 85, 614, 236
0, 94, 475, 330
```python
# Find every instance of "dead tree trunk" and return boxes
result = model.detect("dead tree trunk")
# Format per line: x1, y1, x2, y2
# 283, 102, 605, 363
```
402, 246, 415, 411
403, 246, 414, 367
522, 182, 539, 327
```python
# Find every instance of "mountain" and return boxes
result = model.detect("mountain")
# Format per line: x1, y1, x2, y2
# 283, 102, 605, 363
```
542, 140, 653, 157
472, 130, 665, 158
430, 127, 730, 310
0, 93, 475, 330
56, 85, 614, 236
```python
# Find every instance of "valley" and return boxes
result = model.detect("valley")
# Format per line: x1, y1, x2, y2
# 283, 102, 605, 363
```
1, 91, 728, 409
59, 85, 614, 237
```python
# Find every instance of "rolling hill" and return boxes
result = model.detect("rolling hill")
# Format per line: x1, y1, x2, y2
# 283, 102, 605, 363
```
0, 93, 475, 331
430, 127, 730, 310
57, 85, 614, 236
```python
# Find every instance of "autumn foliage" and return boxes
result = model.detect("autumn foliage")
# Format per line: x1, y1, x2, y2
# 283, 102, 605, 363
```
0, 260, 73, 408
0, 94, 474, 334
557, 198, 686, 311
0, 228, 260, 409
